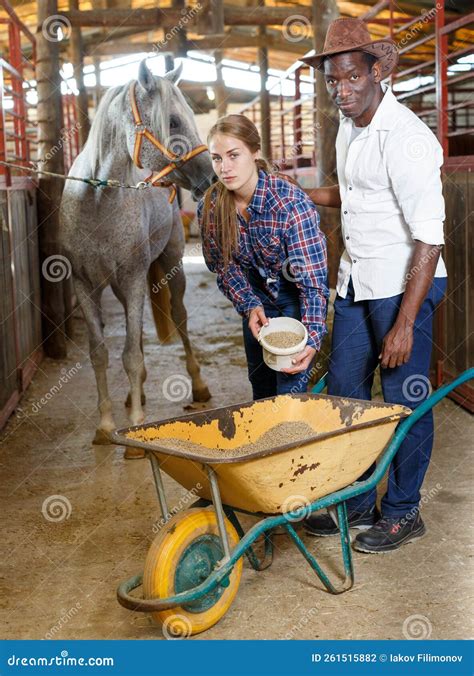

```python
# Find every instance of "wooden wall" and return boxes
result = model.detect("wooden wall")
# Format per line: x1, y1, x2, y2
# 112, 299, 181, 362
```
0, 185, 42, 428
434, 167, 473, 410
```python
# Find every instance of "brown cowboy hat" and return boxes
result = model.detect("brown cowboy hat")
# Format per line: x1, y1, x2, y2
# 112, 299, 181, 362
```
301, 17, 398, 79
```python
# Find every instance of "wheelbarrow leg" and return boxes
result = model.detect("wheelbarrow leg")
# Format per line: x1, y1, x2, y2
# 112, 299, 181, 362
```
149, 454, 170, 521
224, 507, 274, 571
336, 502, 354, 589
284, 501, 354, 594
206, 466, 275, 571
206, 465, 231, 561
326, 502, 353, 581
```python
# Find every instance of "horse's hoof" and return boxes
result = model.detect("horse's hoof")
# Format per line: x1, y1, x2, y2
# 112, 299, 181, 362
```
92, 428, 113, 445
129, 410, 145, 426
124, 447, 146, 460
193, 385, 211, 403
125, 393, 146, 407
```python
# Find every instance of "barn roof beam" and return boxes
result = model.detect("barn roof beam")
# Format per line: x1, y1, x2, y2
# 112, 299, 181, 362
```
60, 6, 313, 28
56, 2, 460, 30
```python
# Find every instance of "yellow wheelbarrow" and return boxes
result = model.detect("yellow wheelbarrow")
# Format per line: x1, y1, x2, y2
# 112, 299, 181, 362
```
113, 369, 473, 637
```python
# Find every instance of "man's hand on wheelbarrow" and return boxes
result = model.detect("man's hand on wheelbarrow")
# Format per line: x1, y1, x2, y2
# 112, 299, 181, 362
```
281, 345, 316, 374
249, 306, 269, 339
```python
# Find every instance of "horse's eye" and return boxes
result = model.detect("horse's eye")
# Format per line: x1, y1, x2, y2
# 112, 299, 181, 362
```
170, 115, 180, 130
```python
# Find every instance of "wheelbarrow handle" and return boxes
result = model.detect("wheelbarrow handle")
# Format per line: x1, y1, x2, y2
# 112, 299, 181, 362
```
312, 368, 473, 406
311, 372, 328, 393
305, 368, 473, 511
371, 367, 474, 488
397, 367, 473, 432
117, 560, 238, 613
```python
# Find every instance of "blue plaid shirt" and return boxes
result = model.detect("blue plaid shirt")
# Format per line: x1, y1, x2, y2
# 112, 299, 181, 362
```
198, 171, 328, 350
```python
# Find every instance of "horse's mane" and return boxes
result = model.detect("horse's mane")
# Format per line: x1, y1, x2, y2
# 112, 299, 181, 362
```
85, 77, 172, 173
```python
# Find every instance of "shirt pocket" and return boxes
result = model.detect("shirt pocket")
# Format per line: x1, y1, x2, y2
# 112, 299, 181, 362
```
254, 230, 282, 266
352, 140, 389, 192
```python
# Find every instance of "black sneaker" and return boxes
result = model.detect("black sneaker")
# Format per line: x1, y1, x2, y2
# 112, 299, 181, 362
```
304, 506, 378, 537
353, 513, 426, 554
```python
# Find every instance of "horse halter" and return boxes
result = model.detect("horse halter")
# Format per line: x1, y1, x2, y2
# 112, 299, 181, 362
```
129, 81, 208, 202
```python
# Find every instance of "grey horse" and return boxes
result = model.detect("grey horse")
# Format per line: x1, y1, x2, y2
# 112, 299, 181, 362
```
60, 60, 213, 445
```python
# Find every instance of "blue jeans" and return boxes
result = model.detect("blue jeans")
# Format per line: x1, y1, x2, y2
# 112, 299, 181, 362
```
328, 276, 447, 518
242, 271, 311, 400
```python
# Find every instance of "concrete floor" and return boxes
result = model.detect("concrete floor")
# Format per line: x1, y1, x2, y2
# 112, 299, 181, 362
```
1, 244, 473, 641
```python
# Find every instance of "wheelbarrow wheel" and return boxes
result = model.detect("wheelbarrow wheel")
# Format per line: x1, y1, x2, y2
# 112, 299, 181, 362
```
143, 508, 243, 637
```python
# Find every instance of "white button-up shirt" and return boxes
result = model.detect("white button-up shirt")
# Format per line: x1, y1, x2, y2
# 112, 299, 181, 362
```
336, 85, 447, 301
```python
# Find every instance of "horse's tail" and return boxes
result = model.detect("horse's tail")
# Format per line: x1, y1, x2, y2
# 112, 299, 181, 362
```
147, 260, 176, 343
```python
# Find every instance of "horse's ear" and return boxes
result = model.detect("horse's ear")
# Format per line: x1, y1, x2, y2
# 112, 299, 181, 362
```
164, 62, 183, 85
137, 60, 156, 93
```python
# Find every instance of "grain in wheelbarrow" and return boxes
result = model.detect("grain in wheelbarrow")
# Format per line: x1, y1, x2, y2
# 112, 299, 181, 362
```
125, 421, 316, 458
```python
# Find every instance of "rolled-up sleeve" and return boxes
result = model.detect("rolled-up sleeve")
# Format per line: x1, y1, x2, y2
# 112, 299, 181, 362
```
285, 202, 329, 350
386, 125, 445, 245
198, 201, 261, 316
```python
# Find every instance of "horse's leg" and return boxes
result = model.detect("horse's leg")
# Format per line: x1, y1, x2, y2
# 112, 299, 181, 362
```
75, 280, 115, 444
120, 274, 147, 425
157, 238, 211, 403
112, 282, 147, 411
124, 333, 146, 408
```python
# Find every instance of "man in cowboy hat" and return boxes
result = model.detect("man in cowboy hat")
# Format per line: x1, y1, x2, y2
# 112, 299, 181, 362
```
302, 18, 447, 553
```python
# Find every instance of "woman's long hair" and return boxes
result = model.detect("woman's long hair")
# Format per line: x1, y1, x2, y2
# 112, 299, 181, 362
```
201, 114, 271, 267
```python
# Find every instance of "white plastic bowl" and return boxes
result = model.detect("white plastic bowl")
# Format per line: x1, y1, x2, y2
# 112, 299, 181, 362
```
258, 317, 308, 372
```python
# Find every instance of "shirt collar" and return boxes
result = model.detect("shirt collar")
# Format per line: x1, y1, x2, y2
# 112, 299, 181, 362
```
369, 84, 400, 131
341, 83, 400, 134
247, 170, 268, 214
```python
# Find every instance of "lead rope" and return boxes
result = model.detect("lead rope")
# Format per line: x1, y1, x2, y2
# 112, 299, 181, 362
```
0, 160, 159, 191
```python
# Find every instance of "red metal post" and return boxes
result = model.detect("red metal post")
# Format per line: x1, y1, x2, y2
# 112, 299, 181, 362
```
4, 26, 23, 385
0, 0, 41, 429
389, 0, 395, 87
8, 21, 21, 162
434, 1, 448, 384
0, 65, 10, 186
435, 1, 448, 157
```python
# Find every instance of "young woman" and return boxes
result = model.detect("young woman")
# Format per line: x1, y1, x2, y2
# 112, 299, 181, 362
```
198, 114, 328, 400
